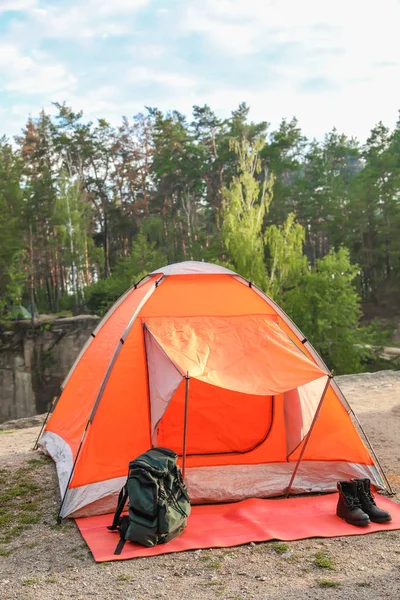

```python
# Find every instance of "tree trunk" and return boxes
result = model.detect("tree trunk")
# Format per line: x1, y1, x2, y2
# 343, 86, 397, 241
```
29, 224, 36, 328
103, 210, 111, 278
84, 231, 90, 286
52, 230, 60, 313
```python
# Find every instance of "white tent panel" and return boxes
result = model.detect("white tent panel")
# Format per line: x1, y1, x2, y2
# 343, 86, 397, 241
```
144, 328, 183, 444
284, 376, 328, 456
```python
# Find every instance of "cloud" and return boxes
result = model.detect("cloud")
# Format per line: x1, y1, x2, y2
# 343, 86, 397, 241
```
96, 0, 149, 16
182, 0, 400, 80
128, 66, 198, 90
0, 43, 77, 95
28, 7, 126, 40
4, 0, 149, 42
0, 0, 400, 144
0, 0, 36, 11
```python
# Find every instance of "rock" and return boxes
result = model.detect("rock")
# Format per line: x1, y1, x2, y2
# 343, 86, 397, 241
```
0, 413, 46, 431
282, 551, 293, 559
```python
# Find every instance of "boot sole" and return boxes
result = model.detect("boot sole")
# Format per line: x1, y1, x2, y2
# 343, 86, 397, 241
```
369, 517, 392, 523
337, 514, 370, 527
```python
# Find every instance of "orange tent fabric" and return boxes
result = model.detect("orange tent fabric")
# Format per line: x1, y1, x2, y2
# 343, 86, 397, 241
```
38, 261, 386, 519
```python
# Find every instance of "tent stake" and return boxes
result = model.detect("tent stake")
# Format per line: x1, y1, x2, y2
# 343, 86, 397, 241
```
285, 373, 332, 498
182, 374, 190, 479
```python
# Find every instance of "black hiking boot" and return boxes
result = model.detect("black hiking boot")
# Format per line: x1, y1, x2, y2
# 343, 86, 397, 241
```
352, 478, 392, 523
336, 481, 370, 526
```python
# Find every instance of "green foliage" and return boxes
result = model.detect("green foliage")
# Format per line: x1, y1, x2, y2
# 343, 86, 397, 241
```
0, 140, 24, 310
283, 248, 363, 374
85, 275, 128, 316
0, 103, 399, 373
314, 551, 335, 570
86, 231, 166, 315
318, 579, 341, 587
53, 172, 91, 308
114, 230, 166, 284
265, 212, 307, 302
270, 541, 290, 554
222, 137, 274, 288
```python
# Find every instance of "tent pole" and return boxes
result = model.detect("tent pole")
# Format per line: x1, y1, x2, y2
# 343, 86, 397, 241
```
56, 420, 90, 524
182, 374, 190, 480
32, 392, 60, 450
285, 373, 332, 498
350, 410, 394, 495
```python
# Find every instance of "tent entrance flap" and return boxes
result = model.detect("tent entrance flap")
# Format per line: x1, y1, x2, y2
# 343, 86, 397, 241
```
143, 315, 328, 452
145, 325, 276, 455
143, 314, 327, 396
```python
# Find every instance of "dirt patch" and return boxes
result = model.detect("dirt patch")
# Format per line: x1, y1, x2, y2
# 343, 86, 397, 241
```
0, 371, 400, 600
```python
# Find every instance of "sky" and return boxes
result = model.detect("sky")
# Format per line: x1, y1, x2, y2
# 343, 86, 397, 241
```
0, 0, 399, 142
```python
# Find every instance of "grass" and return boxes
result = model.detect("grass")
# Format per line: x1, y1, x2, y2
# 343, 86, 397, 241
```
27, 457, 48, 467
318, 579, 341, 588
314, 551, 335, 570
0, 514, 12, 527
118, 574, 132, 582
18, 501, 40, 512
200, 552, 222, 569
18, 514, 40, 525
0, 456, 48, 549
0, 429, 16, 435
270, 541, 290, 555
23, 577, 40, 586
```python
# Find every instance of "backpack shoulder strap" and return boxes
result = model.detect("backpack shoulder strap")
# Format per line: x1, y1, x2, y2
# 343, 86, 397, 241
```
113, 515, 130, 555
114, 537, 127, 555
107, 485, 128, 531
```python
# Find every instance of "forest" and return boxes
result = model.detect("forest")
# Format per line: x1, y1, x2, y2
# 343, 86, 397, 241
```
0, 102, 399, 374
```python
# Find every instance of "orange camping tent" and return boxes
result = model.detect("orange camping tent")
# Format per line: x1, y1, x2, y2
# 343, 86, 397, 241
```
37, 261, 388, 520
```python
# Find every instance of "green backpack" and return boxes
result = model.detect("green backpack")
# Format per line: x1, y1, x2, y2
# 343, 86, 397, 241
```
108, 447, 191, 554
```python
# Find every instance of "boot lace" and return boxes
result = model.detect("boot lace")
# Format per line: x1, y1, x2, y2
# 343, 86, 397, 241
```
364, 490, 376, 506
347, 496, 362, 510
358, 482, 376, 506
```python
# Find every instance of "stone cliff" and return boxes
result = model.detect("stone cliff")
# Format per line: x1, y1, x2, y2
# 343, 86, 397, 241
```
0, 315, 99, 423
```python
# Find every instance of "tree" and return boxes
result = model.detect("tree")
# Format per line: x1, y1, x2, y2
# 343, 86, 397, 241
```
263, 117, 307, 226
191, 105, 227, 231
0, 138, 24, 310
53, 173, 91, 311
222, 137, 274, 288
349, 121, 400, 307
283, 248, 363, 374
86, 230, 166, 315
265, 212, 307, 302
295, 131, 361, 263
149, 108, 206, 261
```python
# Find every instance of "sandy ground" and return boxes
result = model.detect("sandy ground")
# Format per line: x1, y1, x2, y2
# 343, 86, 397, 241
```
0, 370, 400, 600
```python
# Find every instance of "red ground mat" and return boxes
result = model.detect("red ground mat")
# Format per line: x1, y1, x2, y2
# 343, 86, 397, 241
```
76, 493, 400, 562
